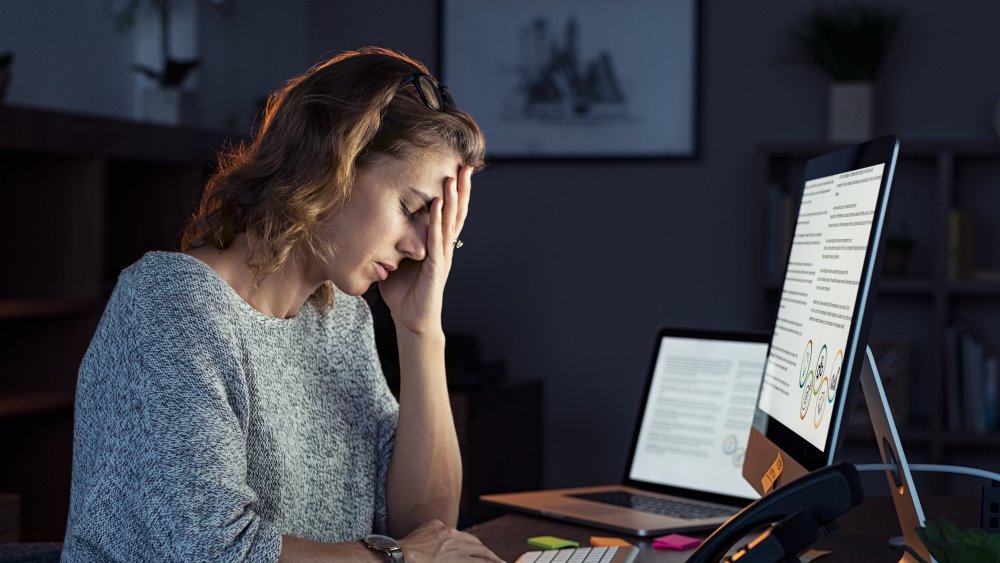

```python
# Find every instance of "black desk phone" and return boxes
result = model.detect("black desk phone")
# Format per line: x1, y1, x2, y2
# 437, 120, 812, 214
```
687, 462, 864, 563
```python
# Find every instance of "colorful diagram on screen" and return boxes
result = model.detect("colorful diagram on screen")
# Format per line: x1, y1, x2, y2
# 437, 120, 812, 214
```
721, 434, 745, 468
799, 340, 812, 387
829, 350, 843, 401
797, 340, 844, 428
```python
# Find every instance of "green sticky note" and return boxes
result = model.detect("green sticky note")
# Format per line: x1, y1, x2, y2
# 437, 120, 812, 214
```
527, 536, 580, 550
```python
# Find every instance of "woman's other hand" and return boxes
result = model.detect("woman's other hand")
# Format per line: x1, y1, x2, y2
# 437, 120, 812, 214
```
399, 519, 505, 563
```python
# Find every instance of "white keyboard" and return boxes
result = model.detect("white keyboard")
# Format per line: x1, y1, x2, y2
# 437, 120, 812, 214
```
515, 546, 639, 563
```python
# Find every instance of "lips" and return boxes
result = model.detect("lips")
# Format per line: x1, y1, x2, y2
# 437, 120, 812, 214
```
375, 262, 396, 281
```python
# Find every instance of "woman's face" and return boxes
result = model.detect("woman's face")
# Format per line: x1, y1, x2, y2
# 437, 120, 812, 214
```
316, 148, 462, 296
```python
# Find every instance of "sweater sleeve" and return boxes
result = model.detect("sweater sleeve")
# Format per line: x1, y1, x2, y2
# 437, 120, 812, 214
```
353, 294, 399, 536
371, 364, 398, 535
62, 270, 283, 562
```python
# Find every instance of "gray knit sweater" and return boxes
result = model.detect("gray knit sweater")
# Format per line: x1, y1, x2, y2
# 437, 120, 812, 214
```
61, 252, 399, 562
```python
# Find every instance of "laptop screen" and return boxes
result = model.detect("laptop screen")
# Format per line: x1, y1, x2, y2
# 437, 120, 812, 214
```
627, 332, 767, 501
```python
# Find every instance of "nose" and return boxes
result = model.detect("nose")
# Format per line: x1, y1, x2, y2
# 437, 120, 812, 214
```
398, 221, 428, 261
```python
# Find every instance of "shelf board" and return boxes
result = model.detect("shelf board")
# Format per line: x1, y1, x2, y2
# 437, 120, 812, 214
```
940, 433, 1000, 448
0, 105, 228, 163
0, 391, 74, 418
948, 280, 1000, 296
878, 278, 936, 295
846, 425, 1000, 448
0, 299, 99, 319
844, 425, 932, 443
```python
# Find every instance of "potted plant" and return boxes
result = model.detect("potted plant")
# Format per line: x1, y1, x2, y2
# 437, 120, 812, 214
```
788, 3, 903, 142
917, 516, 1000, 562
111, 0, 206, 84
0, 51, 13, 104
111, 0, 233, 125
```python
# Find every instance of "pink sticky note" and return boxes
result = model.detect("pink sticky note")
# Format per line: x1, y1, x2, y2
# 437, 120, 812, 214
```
652, 533, 702, 550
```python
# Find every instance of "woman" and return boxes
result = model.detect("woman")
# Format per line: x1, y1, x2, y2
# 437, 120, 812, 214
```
61, 47, 502, 562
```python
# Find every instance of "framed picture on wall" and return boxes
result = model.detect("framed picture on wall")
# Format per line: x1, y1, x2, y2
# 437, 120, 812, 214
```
439, 0, 700, 160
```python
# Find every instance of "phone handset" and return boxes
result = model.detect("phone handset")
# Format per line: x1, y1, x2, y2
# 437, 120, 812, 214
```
686, 462, 864, 563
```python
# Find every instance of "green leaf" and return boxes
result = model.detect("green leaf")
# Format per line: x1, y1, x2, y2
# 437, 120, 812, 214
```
131, 64, 163, 84
161, 58, 199, 87
962, 528, 989, 547
786, 3, 903, 80
922, 521, 945, 545
916, 526, 949, 562
953, 545, 996, 563
940, 516, 964, 543
918, 517, 1000, 562
986, 532, 1000, 556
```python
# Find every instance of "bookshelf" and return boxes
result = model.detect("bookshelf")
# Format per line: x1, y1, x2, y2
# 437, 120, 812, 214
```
758, 140, 1000, 476
0, 106, 225, 540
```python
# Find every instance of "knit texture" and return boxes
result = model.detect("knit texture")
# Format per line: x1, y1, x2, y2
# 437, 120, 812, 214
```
61, 252, 399, 562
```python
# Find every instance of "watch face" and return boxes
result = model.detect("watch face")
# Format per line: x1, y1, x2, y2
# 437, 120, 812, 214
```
366, 534, 400, 550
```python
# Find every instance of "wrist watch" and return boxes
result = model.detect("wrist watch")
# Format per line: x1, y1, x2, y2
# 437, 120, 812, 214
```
362, 534, 405, 562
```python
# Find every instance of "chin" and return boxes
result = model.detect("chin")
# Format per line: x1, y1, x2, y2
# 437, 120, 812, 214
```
330, 278, 371, 297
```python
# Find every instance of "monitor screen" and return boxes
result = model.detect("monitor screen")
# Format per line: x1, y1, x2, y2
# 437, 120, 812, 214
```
744, 136, 900, 493
758, 163, 886, 451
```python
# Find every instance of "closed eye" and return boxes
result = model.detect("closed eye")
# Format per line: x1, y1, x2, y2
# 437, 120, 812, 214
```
400, 198, 426, 220
400, 187, 437, 221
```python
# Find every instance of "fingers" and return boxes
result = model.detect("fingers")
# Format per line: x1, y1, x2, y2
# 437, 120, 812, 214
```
430, 165, 472, 264
470, 544, 505, 562
452, 529, 504, 562
426, 194, 444, 263
454, 165, 473, 236
401, 520, 505, 562
441, 165, 471, 260
441, 173, 460, 261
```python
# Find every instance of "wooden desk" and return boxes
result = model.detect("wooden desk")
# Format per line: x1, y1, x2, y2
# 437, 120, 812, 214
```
466, 496, 976, 562
0, 494, 19, 542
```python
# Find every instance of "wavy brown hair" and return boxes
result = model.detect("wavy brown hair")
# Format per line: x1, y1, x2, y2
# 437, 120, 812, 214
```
181, 47, 486, 305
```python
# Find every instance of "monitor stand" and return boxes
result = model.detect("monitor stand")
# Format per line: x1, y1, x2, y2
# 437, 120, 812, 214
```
859, 345, 935, 563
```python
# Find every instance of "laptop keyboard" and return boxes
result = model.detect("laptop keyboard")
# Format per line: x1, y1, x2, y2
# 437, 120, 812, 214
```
516, 546, 638, 563
569, 491, 735, 520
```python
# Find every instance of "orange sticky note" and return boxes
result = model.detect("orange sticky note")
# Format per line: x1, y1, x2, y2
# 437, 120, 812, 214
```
590, 536, 632, 547
761, 452, 784, 493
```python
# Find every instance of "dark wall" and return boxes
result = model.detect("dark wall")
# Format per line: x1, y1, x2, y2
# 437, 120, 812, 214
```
306, 0, 1000, 487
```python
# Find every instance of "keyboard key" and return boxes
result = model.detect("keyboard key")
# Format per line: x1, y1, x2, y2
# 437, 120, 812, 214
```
569, 491, 734, 519
516, 546, 637, 563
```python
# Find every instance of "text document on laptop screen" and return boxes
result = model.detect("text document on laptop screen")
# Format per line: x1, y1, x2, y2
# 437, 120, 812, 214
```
629, 336, 765, 499
758, 163, 886, 451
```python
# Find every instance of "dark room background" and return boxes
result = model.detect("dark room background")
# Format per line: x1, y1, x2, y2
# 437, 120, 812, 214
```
3, 0, 1000, 497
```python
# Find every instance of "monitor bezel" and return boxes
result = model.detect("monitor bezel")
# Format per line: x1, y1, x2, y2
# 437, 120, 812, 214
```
622, 326, 771, 507
749, 135, 901, 472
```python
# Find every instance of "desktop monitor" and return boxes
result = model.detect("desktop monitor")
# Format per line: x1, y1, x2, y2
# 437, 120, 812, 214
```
743, 135, 900, 496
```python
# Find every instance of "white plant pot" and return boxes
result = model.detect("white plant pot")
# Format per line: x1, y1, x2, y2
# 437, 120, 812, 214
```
828, 81, 874, 143
142, 88, 198, 126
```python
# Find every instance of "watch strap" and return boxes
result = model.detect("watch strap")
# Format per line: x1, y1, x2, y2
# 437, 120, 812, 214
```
362, 534, 404, 563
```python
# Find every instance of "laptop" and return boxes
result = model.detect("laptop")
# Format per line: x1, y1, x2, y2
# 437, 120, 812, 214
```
481, 327, 770, 537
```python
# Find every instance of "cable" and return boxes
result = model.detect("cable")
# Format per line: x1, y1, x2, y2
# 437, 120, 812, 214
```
854, 463, 1000, 482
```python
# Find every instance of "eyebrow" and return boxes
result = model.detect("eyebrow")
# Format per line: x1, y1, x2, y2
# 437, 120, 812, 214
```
406, 187, 436, 209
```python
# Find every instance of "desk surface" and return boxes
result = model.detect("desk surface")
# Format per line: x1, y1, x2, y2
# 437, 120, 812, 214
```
466, 496, 975, 562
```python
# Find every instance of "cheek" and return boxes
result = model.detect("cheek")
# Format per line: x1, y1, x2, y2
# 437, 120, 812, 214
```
326, 197, 405, 258
352, 217, 402, 254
